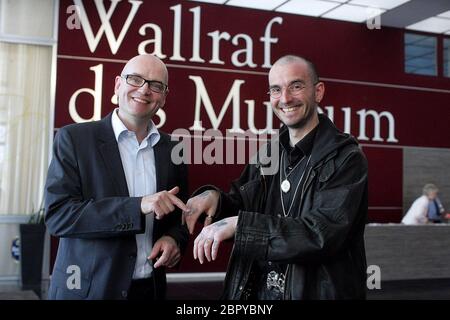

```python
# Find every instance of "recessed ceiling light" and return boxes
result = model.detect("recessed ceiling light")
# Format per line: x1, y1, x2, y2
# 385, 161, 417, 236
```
188, 0, 228, 4
322, 4, 385, 23
226, 0, 287, 11
407, 17, 450, 34
437, 10, 450, 19
349, 0, 410, 10
276, 0, 340, 17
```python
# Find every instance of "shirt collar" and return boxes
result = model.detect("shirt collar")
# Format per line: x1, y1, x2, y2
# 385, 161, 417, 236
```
279, 123, 318, 157
111, 108, 160, 147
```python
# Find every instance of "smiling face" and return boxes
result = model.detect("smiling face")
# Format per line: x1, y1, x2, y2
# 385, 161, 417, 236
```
114, 55, 168, 125
268, 59, 324, 130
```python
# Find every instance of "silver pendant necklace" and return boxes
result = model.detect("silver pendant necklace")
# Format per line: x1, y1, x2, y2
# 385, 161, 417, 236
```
280, 180, 291, 193
280, 150, 306, 193
271, 152, 312, 296
280, 150, 312, 217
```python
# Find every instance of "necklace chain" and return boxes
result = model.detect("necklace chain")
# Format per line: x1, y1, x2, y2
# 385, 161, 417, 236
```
283, 152, 306, 181
280, 150, 312, 217
272, 151, 312, 296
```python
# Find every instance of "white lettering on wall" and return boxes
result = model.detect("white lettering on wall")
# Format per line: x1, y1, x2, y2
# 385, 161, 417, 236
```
319, 106, 398, 142
342, 107, 352, 134
245, 100, 275, 134
169, 4, 186, 61
76, 2, 282, 67
137, 23, 166, 58
69, 64, 103, 123
74, 0, 142, 54
154, 109, 167, 128
208, 31, 231, 65
189, 76, 245, 133
66, 3, 398, 144
231, 34, 257, 68
357, 109, 399, 142
189, 6, 205, 63
260, 17, 283, 68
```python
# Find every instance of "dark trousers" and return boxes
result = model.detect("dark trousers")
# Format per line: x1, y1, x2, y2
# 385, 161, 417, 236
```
127, 277, 155, 300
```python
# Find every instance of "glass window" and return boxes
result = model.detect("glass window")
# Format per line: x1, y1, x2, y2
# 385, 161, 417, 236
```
0, 123, 5, 188
0, 0, 56, 45
444, 38, 450, 78
404, 33, 437, 76
0, 42, 53, 214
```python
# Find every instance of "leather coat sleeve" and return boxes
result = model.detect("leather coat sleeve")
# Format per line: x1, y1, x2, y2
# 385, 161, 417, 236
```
190, 164, 257, 222
217, 164, 259, 219
234, 149, 368, 264
44, 127, 144, 239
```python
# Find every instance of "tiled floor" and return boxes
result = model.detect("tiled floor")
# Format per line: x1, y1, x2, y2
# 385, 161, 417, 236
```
0, 283, 39, 300
167, 281, 223, 300
1, 279, 449, 300
167, 279, 450, 300
367, 278, 450, 300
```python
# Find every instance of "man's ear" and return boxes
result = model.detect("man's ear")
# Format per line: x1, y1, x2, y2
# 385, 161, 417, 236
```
315, 82, 325, 103
158, 88, 169, 108
114, 76, 121, 96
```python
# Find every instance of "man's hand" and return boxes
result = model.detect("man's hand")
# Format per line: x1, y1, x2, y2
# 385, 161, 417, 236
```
193, 216, 238, 264
182, 190, 219, 234
141, 186, 189, 220
148, 236, 181, 268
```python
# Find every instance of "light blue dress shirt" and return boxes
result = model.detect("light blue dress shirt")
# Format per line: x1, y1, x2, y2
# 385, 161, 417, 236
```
111, 109, 160, 279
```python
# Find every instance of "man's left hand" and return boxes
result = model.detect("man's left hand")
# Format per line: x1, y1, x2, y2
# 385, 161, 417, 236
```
193, 216, 238, 264
148, 236, 180, 268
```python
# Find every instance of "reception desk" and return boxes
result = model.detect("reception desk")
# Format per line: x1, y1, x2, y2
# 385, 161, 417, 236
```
365, 224, 450, 281
166, 224, 450, 299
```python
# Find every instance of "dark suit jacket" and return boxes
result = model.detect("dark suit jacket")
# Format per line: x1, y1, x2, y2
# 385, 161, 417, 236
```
44, 113, 189, 299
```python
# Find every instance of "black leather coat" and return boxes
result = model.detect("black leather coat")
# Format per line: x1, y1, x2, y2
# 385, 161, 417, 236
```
213, 114, 368, 300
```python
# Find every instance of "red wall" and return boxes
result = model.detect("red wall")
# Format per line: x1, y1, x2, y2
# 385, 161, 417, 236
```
53, 0, 450, 272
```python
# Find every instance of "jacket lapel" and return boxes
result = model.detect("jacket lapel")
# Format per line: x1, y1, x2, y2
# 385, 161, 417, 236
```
97, 114, 129, 196
154, 134, 169, 192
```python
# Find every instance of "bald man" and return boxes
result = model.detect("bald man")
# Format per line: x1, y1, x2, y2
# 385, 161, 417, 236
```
45, 55, 189, 300
184, 55, 368, 299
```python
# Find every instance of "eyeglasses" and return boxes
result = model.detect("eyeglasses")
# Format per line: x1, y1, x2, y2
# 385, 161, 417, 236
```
267, 81, 318, 99
121, 74, 168, 93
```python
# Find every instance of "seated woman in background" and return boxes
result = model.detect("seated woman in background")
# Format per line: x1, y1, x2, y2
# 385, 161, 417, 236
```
402, 184, 445, 225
